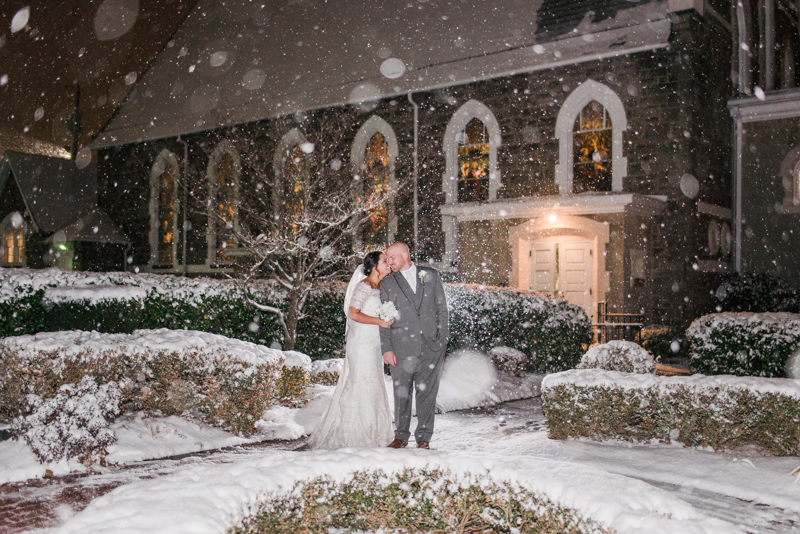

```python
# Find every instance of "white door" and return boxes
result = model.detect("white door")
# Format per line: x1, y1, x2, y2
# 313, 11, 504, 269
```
559, 241, 593, 312
529, 243, 556, 295
528, 238, 594, 316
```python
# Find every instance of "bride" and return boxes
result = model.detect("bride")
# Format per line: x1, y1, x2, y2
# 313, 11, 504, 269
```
307, 251, 395, 449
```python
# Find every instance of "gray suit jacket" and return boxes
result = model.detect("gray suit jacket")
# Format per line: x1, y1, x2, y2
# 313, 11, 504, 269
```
379, 267, 449, 358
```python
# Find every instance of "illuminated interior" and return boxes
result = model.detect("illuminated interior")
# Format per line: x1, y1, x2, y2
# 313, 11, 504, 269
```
573, 100, 612, 193
215, 153, 237, 262
457, 118, 490, 202
362, 132, 390, 249
157, 166, 175, 265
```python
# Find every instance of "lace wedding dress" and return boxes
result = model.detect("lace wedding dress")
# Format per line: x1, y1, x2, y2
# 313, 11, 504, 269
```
307, 277, 394, 449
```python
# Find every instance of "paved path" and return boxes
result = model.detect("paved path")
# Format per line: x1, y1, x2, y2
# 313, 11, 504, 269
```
2, 398, 798, 534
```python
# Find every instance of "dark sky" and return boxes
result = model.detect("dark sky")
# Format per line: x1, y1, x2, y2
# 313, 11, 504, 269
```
0, 0, 199, 158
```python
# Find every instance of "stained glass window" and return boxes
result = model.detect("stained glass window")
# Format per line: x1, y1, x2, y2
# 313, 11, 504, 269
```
362, 132, 390, 249
573, 100, 612, 193
457, 118, 490, 202
214, 153, 237, 262
157, 166, 175, 265
284, 144, 306, 233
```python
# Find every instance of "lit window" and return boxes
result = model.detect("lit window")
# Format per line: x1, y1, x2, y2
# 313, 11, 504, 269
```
362, 132, 390, 249
1, 213, 25, 267
457, 118, 490, 202
214, 153, 237, 262
284, 144, 306, 232
573, 100, 612, 193
157, 165, 175, 265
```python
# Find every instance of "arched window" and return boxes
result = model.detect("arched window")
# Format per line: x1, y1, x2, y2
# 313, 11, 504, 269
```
573, 100, 612, 193
779, 146, 800, 213
362, 133, 390, 248
443, 100, 501, 205
149, 149, 181, 268
207, 141, 241, 265
351, 115, 399, 250
273, 129, 309, 234
555, 80, 627, 195
0, 212, 25, 267
457, 118, 490, 202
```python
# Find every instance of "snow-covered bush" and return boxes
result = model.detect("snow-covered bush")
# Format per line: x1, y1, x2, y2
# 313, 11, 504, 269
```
640, 324, 684, 361
310, 358, 343, 385
12, 376, 121, 464
715, 272, 799, 313
232, 468, 607, 534
0, 269, 592, 370
446, 284, 592, 373
542, 369, 800, 456
0, 330, 308, 435
687, 312, 800, 377
488, 346, 528, 376
577, 340, 656, 374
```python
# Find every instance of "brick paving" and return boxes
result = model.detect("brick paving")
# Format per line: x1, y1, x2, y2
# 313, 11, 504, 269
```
0, 474, 123, 534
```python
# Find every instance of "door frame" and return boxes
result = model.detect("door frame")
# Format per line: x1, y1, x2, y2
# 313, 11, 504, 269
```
509, 214, 610, 320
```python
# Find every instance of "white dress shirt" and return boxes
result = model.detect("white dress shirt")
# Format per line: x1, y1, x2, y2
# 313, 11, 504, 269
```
400, 262, 417, 293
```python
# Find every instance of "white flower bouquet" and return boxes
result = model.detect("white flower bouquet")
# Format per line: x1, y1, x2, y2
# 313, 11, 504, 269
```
376, 301, 399, 322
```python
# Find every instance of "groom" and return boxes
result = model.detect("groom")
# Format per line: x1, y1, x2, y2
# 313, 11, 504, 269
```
380, 242, 449, 449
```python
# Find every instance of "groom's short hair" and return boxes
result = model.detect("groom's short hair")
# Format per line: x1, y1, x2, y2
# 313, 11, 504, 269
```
389, 241, 409, 258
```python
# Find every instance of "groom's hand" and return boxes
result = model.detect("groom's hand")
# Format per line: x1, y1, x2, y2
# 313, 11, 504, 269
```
383, 351, 397, 367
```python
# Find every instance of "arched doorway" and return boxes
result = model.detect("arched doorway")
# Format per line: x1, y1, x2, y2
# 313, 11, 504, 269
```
509, 215, 610, 320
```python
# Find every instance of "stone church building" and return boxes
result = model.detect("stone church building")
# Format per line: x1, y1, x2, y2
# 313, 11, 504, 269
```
2, 0, 798, 328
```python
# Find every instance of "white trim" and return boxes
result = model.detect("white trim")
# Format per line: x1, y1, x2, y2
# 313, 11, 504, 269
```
727, 88, 800, 122
509, 215, 610, 321
697, 201, 732, 220
272, 128, 308, 220
351, 115, 399, 245
206, 140, 242, 266
442, 99, 502, 204
441, 99, 502, 268
440, 193, 666, 222
735, 0, 753, 94
555, 80, 628, 195
148, 149, 181, 268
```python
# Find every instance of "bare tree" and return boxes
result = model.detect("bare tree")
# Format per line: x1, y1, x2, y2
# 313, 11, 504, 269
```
206, 111, 400, 350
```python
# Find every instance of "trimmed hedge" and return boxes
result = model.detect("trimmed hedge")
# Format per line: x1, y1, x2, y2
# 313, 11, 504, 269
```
231, 468, 608, 534
542, 369, 800, 456
0, 330, 309, 436
0, 269, 592, 371
687, 312, 800, 377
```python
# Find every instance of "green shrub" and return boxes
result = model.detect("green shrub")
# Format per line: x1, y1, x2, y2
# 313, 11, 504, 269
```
542, 369, 800, 456
0, 270, 592, 369
446, 284, 592, 373
716, 272, 799, 313
687, 312, 800, 377
640, 324, 685, 362
231, 468, 608, 534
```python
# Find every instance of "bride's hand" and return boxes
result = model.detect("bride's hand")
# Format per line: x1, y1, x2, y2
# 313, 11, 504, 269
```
378, 318, 395, 328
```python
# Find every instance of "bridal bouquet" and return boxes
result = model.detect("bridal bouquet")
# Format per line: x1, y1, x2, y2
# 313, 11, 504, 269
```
376, 301, 399, 322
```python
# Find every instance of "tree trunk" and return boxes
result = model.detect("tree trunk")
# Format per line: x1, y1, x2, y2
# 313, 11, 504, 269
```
285, 285, 300, 351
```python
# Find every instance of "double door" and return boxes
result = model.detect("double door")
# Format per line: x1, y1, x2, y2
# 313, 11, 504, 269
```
529, 238, 594, 317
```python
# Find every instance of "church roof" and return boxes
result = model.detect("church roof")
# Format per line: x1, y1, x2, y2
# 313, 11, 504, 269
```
90, 0, 671, 149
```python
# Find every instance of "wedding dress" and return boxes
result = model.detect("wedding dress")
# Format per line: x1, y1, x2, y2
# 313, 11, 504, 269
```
307, 268, 394, 449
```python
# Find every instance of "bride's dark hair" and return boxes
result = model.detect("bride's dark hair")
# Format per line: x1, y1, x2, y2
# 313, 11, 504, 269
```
362, 251, 383, 276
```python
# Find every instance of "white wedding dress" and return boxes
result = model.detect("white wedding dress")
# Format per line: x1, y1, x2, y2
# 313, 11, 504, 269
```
307, 272, 394, 449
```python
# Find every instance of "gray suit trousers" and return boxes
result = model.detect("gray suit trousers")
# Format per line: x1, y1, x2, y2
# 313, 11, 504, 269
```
390, 344, 445, 443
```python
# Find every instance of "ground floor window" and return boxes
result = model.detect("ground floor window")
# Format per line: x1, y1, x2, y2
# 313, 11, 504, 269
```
1, 213, 25, 266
